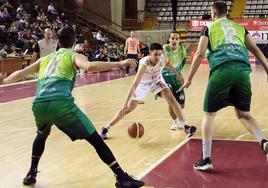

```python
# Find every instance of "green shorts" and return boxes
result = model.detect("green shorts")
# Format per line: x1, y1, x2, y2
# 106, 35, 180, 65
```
32, 100, 96, 141
204, 62, 251, 112
162, 74, 185, 105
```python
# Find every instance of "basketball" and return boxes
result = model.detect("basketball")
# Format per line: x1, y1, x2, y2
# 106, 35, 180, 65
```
128, 122, 144, 139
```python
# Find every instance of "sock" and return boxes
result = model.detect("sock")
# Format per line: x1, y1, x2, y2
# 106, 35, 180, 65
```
253, 129, 265, 143
86, 132, 126, 177
106, 124, 112, 130
28, 126, 51, 173
180, 116, 187, 128
174, 118, 179, 123
202, 140, 212, 159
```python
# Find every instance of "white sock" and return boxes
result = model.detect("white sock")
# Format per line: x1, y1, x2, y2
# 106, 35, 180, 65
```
253, 129, 265, 143
180, 117, 187, 127
106, 124, 112, 130
202, 140, 212, 159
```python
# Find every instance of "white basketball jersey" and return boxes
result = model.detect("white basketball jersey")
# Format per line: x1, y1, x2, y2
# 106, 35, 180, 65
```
139, 56, 165, 83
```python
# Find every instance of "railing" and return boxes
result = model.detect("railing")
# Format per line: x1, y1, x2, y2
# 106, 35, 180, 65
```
82, 7, 128, 38
76, 14, 126, 43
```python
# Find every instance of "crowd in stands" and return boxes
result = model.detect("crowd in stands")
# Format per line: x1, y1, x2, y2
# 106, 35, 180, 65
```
0, 1, 143, 63
0, 1, 71, 56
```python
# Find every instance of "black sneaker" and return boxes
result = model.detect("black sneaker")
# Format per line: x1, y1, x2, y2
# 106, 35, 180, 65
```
99, 127, 108, 140
184, 125, 197, 138
115, 173, 145, 188
23, 169, 37, 185
261, 139, 268, 154
193, 157, 213, 171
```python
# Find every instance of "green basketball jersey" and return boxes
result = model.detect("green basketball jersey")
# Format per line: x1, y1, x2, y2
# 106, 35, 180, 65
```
162, 43, 186, 75
34, 48, 77, 103
206, 18, 250, 71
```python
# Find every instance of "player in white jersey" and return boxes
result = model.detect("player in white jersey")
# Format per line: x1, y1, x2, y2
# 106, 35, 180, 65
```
99, 43, 196, 139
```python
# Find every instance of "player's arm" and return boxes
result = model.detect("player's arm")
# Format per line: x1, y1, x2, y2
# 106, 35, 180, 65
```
176, 44, 187, 72
245, 34, 268, 75
165, 60, 184, 83
74, 53, 137, 72
1, 60, 40, 84
178, 35, 208, 91
122, 64, 146, 107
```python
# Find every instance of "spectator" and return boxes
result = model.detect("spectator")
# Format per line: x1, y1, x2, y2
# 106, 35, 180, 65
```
16, 5, 23, 13
94, 47, 108, 61
31, 28, 58, 63
96, 30, 105, 45
47, 3, 56, 15
124, 31, 140, 74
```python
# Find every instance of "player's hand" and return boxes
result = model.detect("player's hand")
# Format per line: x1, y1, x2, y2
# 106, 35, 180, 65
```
176, 79, 191, 93
120, 59, 137, 68
177, 74, 184, 85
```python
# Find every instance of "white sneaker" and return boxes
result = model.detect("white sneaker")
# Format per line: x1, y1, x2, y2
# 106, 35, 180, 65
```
170, 121, 182, 130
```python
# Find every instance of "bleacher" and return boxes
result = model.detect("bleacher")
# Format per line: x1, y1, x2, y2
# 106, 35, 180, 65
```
146, 0, 232, 22
243, 0, 268, 18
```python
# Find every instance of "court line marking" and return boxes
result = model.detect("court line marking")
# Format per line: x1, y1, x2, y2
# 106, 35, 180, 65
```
137, 137, 260, 180
1, 116, 268, 133
137, 137, 190, 179
0, 75, 134, 104
0, 73, 134, 88
235, 129, 268, 140
0, 79, 37, 87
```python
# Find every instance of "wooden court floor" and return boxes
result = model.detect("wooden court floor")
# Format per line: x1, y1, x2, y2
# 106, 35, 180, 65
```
1, 64, 268, 188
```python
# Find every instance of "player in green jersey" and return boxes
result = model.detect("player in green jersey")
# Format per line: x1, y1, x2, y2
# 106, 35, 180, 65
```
180, 2, 268, 171
163, 30, 187, 130
0, 26, 144, 187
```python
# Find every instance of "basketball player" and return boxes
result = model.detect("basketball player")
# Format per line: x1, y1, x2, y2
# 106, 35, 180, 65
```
163, 30, 187, 130
0, 26, 144, 187
99, 43, 196, 139
179, 2, 268, 170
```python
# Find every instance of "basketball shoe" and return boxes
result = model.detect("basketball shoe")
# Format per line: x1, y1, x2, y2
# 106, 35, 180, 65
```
99, 127, 108, 140
193, 156, 213, 171
115, 173, 145, 188
23, 168, 37, 185
184, 125, 197, 138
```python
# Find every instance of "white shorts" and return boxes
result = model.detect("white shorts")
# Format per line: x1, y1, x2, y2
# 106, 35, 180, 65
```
131, 79, 168, 103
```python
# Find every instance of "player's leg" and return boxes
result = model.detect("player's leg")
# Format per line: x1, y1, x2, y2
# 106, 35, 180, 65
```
235, 109, 268, 155
23, 102, 52, 185
193, 69, 229, 171
86, 132, 144, 187
193, 112, 215, 171
163, 74, 185, 130
169, 88, 186, 130
160, 88, 196, 137
100, 82, 149, 139
55, 101, 144, 187
231, 70, 268, 155
99, 99, 139, 139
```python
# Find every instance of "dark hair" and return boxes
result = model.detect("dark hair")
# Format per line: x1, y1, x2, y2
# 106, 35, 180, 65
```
150, 43, 163, 51
212, 2, 227, 16
57, 26, 76, 48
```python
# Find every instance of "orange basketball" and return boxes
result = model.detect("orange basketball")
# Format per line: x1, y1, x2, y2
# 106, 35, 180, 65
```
128, 122, 144, 138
